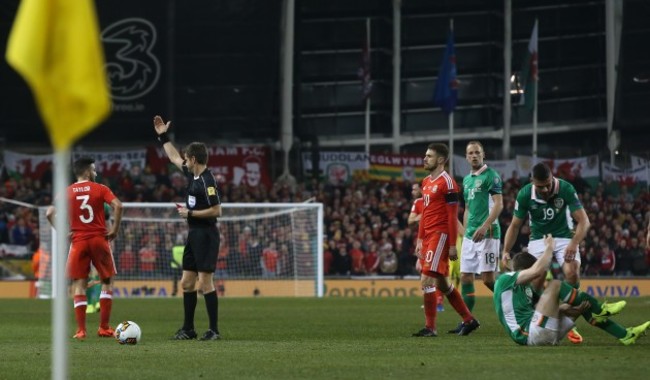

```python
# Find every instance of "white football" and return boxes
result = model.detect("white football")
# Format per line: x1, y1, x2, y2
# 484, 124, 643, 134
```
114, 321, 142, 345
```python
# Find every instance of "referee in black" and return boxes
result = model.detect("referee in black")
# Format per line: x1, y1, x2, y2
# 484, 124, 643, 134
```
154, 115, 222, 341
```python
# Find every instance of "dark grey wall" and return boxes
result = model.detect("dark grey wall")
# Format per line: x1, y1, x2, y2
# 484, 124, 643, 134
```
0, 0, 648, 157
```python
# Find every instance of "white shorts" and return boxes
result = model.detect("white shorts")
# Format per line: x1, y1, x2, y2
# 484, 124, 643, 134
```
527, 238, 581, 267
527, 311, 575, 346
460, 237, 500, 274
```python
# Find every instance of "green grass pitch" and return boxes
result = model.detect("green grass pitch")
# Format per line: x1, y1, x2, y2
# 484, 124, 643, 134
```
0, 296, 648, 379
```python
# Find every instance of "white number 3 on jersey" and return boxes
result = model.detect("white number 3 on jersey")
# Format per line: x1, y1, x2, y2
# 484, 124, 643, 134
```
76, 195, 94, 224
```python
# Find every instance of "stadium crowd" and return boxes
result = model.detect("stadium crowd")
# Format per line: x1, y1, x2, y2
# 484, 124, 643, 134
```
1, 163, 649, 279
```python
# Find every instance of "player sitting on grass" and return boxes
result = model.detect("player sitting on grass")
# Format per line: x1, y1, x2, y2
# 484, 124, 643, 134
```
494, 234, 649, 346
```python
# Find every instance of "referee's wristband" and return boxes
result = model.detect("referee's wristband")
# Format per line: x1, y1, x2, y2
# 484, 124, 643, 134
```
157, 132, 170, 145
188, 210, 193, 218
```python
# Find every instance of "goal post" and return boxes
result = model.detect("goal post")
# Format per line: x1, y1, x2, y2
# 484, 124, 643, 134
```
37, 202, 324, 298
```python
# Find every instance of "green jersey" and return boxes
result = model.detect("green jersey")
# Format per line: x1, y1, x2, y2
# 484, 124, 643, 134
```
493, 271, 535, 345
513, 178, 583, 240
462, 165, 502, 239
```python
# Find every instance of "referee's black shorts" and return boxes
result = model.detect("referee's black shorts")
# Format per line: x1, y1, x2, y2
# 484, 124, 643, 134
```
183, 226, 220, 273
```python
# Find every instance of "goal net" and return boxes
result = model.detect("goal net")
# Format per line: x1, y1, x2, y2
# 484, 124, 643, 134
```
37, 202, 324, 298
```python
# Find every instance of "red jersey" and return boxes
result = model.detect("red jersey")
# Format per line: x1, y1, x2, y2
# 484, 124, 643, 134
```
364, 251, 379, 274
67, 181, 116, 242
118, 250, 136, 273
411, 197, 424, 216
349, 248, 365, 273
418, 171, 459, 246
600, 249, 615, 272
323, 249, 333, 274
262, 248, 279, 272
139, 247, 157, 272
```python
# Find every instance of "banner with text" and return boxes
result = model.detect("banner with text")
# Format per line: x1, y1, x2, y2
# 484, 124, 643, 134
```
322, 279, 649, 298
72, 149, 147, 178
602, 162, 649, 186
302, 152, 369, 184
369, 153, 427, 182
147, 145, 271, 187
487, 159, 520, 182
2, 150, 53, 180
0, 243, 31, 259
516, 155, 600, 180
452, 155, 518, 181
2, 278, 649, 298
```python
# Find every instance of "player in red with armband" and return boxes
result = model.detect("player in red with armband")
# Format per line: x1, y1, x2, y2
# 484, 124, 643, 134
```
412, 143, 480, 337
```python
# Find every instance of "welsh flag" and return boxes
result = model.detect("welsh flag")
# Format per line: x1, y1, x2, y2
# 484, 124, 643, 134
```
519, 20, 538, 110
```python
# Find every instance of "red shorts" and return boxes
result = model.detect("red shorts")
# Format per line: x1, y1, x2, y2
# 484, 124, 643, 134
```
67, 236, 116, 280
419, 231, 450, 277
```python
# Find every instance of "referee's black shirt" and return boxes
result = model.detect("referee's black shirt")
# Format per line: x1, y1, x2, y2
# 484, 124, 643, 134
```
182, 165, 221, 227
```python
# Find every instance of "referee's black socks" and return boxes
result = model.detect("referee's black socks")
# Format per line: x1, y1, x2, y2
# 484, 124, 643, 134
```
183, 291, 198, 331
204, 290, 219, 333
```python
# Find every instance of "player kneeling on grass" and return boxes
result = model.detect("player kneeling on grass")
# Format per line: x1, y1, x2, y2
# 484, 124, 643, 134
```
493, 234, 649, 346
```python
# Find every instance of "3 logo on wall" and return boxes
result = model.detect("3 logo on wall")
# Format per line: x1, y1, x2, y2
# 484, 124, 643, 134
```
101, 18, 161, 102
98, 16, 164, 114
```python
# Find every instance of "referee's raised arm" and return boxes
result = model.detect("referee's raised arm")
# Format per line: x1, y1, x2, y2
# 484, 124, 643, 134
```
153, 115, 184, 170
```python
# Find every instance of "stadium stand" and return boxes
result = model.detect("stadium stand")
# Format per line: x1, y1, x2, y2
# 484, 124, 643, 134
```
1, 163, 648, 280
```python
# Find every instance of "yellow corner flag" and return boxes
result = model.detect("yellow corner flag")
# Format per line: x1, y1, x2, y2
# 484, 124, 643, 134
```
6, 0, 111, 150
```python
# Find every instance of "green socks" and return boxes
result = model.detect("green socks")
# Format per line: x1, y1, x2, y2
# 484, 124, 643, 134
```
559, 281, 626, 339
592, 320, 627, 339
461, 283, 475, 312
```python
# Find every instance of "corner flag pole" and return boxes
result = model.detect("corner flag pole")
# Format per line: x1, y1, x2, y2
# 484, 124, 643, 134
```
53, 151, 71, 380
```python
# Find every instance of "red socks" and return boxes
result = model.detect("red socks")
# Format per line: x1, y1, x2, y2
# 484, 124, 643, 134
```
99, 290, 113, 329
73, 295, 87, 332
445, 286, 473, 322
423, 287, 438, 331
